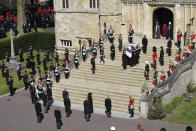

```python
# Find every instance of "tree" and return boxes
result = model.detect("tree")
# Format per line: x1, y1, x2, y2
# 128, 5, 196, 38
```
17, 0, 25, 35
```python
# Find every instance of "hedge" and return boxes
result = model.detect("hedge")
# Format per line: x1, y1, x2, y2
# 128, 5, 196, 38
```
0, 32, 55, 59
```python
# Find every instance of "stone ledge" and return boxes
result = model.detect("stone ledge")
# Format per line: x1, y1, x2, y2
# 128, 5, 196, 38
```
55, 9, 100, 14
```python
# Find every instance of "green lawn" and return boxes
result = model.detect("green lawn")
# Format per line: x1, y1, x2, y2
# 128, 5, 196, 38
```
0, 51, 58, 96
163, 97, 196, 125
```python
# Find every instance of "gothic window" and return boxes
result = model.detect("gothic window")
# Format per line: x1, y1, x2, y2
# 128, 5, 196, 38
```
66, 0, 69, 8
62, 0, 65, 8
90, 0, 92, 8
93, 0, 96, 8
97, 0, 99, 8
60, 39, 72, 47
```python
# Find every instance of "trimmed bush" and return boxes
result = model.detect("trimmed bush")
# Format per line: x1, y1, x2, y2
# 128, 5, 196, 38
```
0, 32, 55, 59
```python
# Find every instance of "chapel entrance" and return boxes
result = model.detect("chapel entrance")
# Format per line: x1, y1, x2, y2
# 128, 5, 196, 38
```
153, 8, 174, 40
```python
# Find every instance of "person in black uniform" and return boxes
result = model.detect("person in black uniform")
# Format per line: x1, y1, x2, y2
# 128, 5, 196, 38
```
65, 48, 69, 62
159, 46, 164, 66
26, 54, 31, 68
46, 50, 50, 62
36, 51, 41, 65
128, 24, 134, 43
42, 91, 48, 113
64, 61, 70, 79
55, 52, 59, 65
144, 61, 150, 80
108, 25, 114, 44
22, 71, 29, 90
91, 55, 96, 74
54, 67, 60, 83
34, 102, 44, 123
47, 85, 53, 106
132, 46, 137, 66
83, 98, 91, 121
8, 76, 15, 96
167, 39, 172, 56
105, 96, 112, 117
142, 35, 148, 53
92, 41, 97, 57
54, 110, 63, 129
110, 43, 115, 60
29, 82, 37, 104
1, 61, 5, 77
100, 51, 105, 64
29, 46, 34, 59
64, 95, 72, 117
122, 50, 127, 70
4, 67, 9, 85
17, 64, 22, 80
18, 48, 24, 62
88, 92, 93, 114
31, 59, 36, 74
82, 42, 87, 62
74, 51, 79, 69
43, 55, 47, 72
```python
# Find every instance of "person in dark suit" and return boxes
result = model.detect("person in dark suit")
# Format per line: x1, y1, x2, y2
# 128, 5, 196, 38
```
83, 98, 91, 121
34, 102, 44, 123
23, 71, 29, 90
64, 95, 72, 117
142, 35, 148, 53
47, 86, 53, 106
36, 51, 41, 65
29, 82, 37, 104
167, 39, 172, 56
91, 55, 96, 74
88, 92, 93, 114
159, 47, 164, 66
31, 59, 36, 74
54, 110, 63, 129
42, 92, 48, 113
8, 76, 15, 96
110, 43, 115, 60
65, 48, 69, 62
17, 64, 22, 80
122, 50, 127, 70
105, 96, 112, 117
18, 48, 24, 62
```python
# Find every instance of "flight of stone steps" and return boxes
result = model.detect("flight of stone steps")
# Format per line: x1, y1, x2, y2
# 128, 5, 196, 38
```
52, 36, 178, 115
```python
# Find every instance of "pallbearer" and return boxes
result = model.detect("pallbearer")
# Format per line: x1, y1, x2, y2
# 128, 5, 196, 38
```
105, 96, 112, 117
54, 110, 63, 129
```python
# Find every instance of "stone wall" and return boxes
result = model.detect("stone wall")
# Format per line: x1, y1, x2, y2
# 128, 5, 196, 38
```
55, 13, 99, 49
100, 0, 121, 15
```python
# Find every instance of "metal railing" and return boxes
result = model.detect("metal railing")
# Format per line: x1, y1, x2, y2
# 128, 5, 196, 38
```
122, 0, 196, 4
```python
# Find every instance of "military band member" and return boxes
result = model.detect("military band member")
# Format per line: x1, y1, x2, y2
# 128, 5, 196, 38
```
82, 42, 87, 62
37, 83, 44, 100
34, 102, 44, 123
64, 61, 70, 79
29, 82, 37, 104
122, 50, 127, 70
105, 96, 112, 117
54, 110, 63, 129
46, 76, 52, 87
64, 95, 72, 117
177, 30, 182, 48
152, 47, 157, 70
55, 52, 59, 65
74, 50, 79, 69
128, 98, 135, 117
8, 76, 15, 96
110, 43, 115, 60
42, 91, 48, 113
36, 51, 41, 65
159, 47, 164, 66
83, 98, 91, 121
128, 24, 134, 43
108, 25, 114, 44
91, 55, 96, 74
54, 67, 60, 83
160, 71, 166, 82
142, 35, 148, 53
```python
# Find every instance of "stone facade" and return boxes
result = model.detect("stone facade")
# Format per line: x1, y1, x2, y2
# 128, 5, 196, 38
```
54, 0, 196, 49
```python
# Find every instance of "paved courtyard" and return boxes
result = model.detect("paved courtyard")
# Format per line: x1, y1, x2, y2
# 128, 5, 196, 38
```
0, 90, 195, 131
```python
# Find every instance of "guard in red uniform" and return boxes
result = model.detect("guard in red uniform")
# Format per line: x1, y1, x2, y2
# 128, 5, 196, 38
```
182, 50, 188, 60
153, 52, 157, 69
160, 72, 166, 82
128, 98, 135, 117
175, 54, 180, 65
177, 30, 182, 48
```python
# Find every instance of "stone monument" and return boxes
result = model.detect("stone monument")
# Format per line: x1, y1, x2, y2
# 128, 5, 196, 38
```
7, 29, 25, 72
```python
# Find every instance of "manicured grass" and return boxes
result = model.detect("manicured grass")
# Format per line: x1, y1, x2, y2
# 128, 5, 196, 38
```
163, 97, 196, 125
165, 96, 184, 111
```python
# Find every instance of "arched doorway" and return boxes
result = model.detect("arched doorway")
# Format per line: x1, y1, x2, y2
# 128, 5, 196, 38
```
153, 8, 174, 39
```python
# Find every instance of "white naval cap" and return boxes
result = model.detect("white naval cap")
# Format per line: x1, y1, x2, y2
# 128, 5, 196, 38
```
110, 126, 116, 131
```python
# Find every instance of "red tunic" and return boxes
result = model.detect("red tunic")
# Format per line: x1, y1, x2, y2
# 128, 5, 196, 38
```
177, 32, 182, 41
161, 74, 166, 82
153, 53, 157, 61
191, 34, 195, 42
152, 79, 156, 86
175, 56, 180, 63
162, 24, 167, 37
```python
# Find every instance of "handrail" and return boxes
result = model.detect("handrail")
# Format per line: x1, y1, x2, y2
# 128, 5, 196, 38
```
122, 0, 196, 4
141, 49, 196, 105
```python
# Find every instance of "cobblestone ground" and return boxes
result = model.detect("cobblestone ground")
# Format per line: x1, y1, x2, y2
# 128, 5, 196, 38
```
0, 90, 195, 131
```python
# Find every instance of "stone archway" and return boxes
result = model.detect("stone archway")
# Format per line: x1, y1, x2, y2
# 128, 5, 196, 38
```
153, 8, 174, 39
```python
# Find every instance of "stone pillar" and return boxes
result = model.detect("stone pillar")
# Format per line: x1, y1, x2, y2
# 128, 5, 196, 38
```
137, 3, 139, 33
174, 4, 180, 42
10, 29, 16, 59
184, 5, 186, 33
192, 61, 196, 85
143, 3, 148, 37
140, 100, 149, 118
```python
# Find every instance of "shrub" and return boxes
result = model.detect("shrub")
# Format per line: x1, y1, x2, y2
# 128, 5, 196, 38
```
187, 81, 194, 93
0, 32, 55, 59
148, 98, 166, 120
